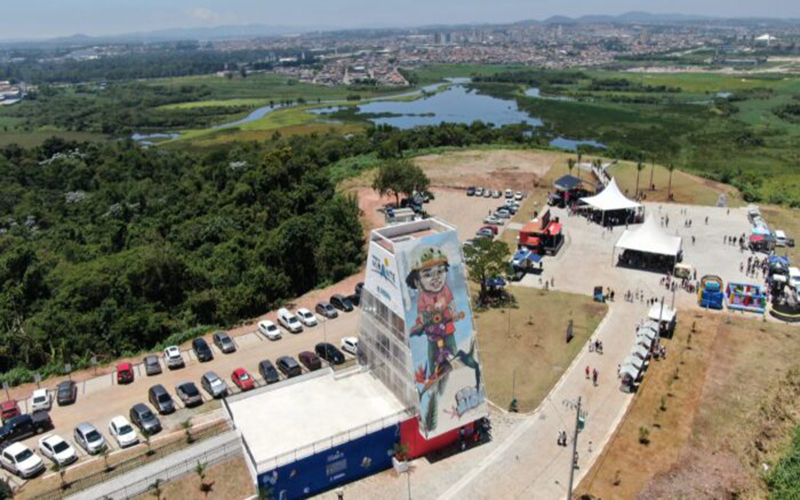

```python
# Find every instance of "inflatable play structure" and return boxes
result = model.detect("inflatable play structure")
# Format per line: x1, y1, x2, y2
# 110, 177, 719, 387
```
725, 282, 767, 313
698, 275, 724, 310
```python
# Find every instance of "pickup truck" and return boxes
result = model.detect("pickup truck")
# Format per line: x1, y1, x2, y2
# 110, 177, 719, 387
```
0, 412, 53, 445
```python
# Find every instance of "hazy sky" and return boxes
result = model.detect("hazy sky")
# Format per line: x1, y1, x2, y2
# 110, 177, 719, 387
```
4, 0, 799, 39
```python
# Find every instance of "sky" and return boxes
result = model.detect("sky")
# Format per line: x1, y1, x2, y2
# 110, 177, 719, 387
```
3, 0, 800, 40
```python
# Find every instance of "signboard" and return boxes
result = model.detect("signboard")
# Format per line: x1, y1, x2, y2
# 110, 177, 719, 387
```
365, 242, 405, 318
394, 230, 487, 438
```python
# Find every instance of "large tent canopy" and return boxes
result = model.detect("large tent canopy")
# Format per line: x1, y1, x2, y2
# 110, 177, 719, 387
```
615, 215, 682, 257
580, 178, 641, 212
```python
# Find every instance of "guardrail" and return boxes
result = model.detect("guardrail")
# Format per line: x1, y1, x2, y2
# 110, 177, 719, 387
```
252, 408, 413, 473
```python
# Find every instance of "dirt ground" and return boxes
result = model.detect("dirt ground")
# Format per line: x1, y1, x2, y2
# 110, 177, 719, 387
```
475, 288, 607, 412
132, 455, 254, 500
576, 312, 800, 500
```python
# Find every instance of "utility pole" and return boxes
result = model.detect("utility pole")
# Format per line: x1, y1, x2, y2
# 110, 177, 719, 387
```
567, 396, 583, 500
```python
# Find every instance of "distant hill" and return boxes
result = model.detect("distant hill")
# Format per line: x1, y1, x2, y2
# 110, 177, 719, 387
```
542, 11, 716, 24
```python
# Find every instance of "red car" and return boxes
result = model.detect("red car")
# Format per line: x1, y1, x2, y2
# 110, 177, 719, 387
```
480, 225, 499, 236
0, 400, 20, 423
231, 368, 255, 392
117, 362, 135, 384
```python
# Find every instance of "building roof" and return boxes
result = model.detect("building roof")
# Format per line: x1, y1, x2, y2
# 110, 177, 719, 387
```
228, 369, 409, 473
553, 175, 584, 191
580, 178, 641, 212
615, 215, 682, 257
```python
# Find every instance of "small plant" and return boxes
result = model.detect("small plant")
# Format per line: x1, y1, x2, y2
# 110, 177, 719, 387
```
613, 469, 622, 486
196, 461, 213, 494
393, 442, 409, 461
660, 396, 667, 412
150, 478, 162, 499
691, 321, 696, 333
639, 426, 650, 445
101, 445, 113, 472
183, 419, 195, 444
672, 367, 680, 381
143, 430, 154, 456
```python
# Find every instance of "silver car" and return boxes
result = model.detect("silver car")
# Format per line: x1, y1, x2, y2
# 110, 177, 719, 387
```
201, 371, 228, 399
74, 422, 106, 454
175, 382, 203, 407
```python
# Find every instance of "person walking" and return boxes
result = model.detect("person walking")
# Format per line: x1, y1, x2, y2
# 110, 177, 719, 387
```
592, 369, 598, 386
585, 365, 590, 379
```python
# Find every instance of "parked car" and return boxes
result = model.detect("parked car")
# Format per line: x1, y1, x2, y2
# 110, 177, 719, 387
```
201, 371, 229, 399
108, 416, 139, 448
515, 191, 524, 201
492, 190, 502, 198
296, 308, 318, 327
483, 188, 492, 198
474, 187, 483, 196
298, 351, 322, 371
30, 389, 51, 413
163, 346, 184, 369
341, 337, 359, 356
73, 422, 106, 455
129, 403, 161, 435
38, 434, 77, 466
0, 400, 20, 423
495, 208, 511, 219
330, 294, 354, 312
258, 360, 280, 385
315, 343, 345, 365
140, 355, 161, 377
483, 215, 503, 226
347, 293, 361, 307
257, 320, 282, 340
0, 412, 52, 445
148, 384, 175, 415
56, 381, 77, 406
480, 225, 499, 236
0, 442, 44, 478
276, 356, 302, 378
277, 308, 304, 334
315, 302, 338, 319
505, 189, 513, 198
466, 186, 476, 196
117, 362, 134, 384
192, 337, 214, 362
354, 282, 365, 299
175, 382, 203, 408
231, 368, 255, 392
212, 331, 236, 354
476, 228, 494, 239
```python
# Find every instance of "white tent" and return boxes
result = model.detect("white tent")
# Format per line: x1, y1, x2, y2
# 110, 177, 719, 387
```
615, 215, 682, 258
580, 178, 641, 212
648, 303, 676, 324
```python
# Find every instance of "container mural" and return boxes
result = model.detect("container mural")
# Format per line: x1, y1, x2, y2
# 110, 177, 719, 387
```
395, 231, 487, 438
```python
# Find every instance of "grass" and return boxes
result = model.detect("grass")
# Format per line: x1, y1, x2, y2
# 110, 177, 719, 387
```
132, 455, 254, 500
158, 98, 273, 110
474, 288, 607, 412
413, 64, 527, 85
761, 205, 800, 262
577, 312, 800, 499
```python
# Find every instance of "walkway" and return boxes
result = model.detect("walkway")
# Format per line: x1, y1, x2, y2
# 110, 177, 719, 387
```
67, 430, 241, 500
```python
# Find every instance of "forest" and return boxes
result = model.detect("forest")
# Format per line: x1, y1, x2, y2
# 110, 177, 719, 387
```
0, 121, 537, 384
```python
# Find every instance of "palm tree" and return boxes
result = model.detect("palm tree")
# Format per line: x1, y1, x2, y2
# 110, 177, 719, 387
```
667, 163, 675, 200
649, 158, 655, 191
182, 419, 194, 444
577, 153, 583, 179
567, 158, 575, 177
635, 161, 645, 199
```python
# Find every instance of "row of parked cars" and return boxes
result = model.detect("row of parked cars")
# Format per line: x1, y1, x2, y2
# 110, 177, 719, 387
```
467, 186, 524, 201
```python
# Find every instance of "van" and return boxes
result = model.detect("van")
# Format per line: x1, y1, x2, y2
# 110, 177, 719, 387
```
277, 308, 303, 334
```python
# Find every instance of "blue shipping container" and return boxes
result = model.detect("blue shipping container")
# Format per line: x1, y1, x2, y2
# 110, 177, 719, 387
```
258, 423, 400, 499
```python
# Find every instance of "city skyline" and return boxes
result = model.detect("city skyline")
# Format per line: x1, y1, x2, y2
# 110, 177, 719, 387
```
3, 1, 800, 40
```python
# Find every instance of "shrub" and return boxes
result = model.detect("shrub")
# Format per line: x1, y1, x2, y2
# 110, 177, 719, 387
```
639, 426, 650, 445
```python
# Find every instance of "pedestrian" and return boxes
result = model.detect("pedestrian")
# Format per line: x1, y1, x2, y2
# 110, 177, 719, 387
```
336, 487, 345, 500
585, 365, 590, 379
617, 364, 621, 378
692, 235, 696, 245
592, 369, 598, 386
611, 289, 615, 301
705, 216, 708, 225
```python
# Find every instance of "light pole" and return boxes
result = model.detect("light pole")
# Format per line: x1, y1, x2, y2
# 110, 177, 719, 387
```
566, 396, 585, 500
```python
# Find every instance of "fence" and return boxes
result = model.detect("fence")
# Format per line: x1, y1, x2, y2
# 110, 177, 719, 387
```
252, 408, 412, 473
33, 419, 231, 500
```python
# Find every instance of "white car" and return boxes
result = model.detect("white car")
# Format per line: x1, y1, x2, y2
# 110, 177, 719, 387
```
258, 320, 282, 340
38, 434, 77, 466
296, 308, 318, 327
474, 187, 484, 196
341, 337, 359, 356
514, 191, 524, 201
483, 215, 504, 226
163, 346, 184, 369
108, 416, 139, 448
0, 442, 44, 478
31, 388, 51, 412
495, 209, 511, 219
504, 189, 513, 198
277, 308, 303, 334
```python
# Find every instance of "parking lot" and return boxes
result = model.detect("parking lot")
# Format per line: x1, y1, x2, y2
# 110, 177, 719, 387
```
0, 298, 363, 490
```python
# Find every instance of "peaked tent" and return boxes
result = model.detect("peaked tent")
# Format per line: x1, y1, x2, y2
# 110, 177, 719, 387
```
579, 178, 643, 225
615, 215, 682, 258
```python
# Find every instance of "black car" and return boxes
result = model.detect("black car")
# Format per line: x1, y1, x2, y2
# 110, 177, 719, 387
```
315, 342, 345, 365
330, 294, 354, 312
315, 302, 338, 319
276, 356, 302, 378
466, 186, 476, 196
175, 382, 203, 408
258, 360, 280, 384
143, 355, 162, 376
129, 403, 161, 435
212, 331, 236, 354
192, 338, 214, 363
0, 413, 52, 445
56, 380, 77, 406
148, 385, 175, 415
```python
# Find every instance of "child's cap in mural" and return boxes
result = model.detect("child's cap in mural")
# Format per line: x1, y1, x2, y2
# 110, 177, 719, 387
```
412, 246, 449, 271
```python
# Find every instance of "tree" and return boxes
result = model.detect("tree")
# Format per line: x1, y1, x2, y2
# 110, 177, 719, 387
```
101, 445, 112, 472
576, 153, 583, 179
667, 163, 675, 200
183, 418, 194, 444
371, 159, 430, 207
150, 478, 163, 499
567, 158, 575, 177
143, 429, 154, 456
463, 238, 511, 304
635, 161, 645, 198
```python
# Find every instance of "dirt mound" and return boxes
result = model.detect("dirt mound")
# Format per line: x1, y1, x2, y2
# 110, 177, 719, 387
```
639, 446, 749, 499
